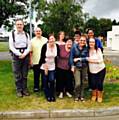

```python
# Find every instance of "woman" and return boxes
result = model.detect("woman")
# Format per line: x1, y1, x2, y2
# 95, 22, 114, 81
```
56, 38, 74, 98
69, 35, 88, 102
88, 38, 106, 103
39, 34, 59, 102
56, 31, 65, 45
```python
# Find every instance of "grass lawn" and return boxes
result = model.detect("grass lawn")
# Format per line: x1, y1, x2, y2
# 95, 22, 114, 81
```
0, 60, 119, 111
0, 42, 9, 52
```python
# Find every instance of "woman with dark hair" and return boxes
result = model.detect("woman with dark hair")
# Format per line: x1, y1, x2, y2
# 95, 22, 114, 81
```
88, 38, 106, 103
56, 38, 74, 98
39, 34, 59, 102
56, 31, 65, 45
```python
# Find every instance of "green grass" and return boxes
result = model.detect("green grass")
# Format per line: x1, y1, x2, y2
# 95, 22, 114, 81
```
0, 60, 119, 111
0, 42, 9, 52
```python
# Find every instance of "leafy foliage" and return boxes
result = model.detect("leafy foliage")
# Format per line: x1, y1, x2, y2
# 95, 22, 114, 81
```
36, 0, 85, 36
0, 0, 28, 27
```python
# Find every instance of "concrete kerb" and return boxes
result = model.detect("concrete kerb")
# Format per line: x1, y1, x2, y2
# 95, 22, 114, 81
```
1, 107, 119, 119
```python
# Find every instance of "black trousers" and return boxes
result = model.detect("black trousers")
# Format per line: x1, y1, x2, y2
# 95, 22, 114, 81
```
90, 68, 106, 91
56, 68, 74, 94
33, 64, 43, 90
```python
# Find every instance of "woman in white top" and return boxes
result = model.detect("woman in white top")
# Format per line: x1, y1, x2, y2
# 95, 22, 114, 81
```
39, 34, 59, 102
88, 38, 106, 103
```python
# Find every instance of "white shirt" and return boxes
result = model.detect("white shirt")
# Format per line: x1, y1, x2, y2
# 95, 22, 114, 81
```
89, 48, 105, 73
9, 31, 31, 56
40, 44, 57, 71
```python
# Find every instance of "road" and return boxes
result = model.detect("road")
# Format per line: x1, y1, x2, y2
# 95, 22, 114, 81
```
0, 48, 119, 66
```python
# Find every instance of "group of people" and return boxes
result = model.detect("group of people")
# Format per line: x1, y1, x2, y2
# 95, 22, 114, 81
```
9, 19, 106, 103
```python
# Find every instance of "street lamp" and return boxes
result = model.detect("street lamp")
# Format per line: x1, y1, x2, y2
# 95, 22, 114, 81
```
29, 0, 32, 39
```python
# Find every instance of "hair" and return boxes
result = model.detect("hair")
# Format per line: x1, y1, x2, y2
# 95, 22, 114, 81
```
87, 28, 94, 34
57, 31, 65, 41
65, 37, 73, 42
88, 38, 98, 51
15, 18, 24, 24
74, 30, 81, 36
48, 33, 55, 39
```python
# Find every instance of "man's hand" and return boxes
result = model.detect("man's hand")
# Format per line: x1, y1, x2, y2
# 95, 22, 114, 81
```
19, 54, 26, 59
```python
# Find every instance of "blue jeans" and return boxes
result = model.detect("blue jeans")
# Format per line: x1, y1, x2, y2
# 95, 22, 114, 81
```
42, 70, 55, 98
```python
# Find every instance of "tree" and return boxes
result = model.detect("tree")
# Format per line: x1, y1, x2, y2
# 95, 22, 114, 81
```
99, 18, 112, 37
85, 16, 100, 36
0, 0, 28, 27
112, 19, 118, 25
35, 0, 86, 36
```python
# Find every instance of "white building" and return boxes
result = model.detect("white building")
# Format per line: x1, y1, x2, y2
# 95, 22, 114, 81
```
107, 25, 119, 50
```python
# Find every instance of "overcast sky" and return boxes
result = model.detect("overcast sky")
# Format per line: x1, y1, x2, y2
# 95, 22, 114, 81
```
83, 0, 119, 21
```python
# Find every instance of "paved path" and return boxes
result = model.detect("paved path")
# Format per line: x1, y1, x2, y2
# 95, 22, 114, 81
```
2, 115, 119, 120
1, 107, 119, 120
0, 48, 119, 66
103, 48, 119, 66
0, 51, 11, 60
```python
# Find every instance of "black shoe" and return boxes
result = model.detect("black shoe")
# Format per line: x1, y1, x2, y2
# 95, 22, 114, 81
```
46, 97, 51, 102
51, 97, 56, 102
22, 90, 30, 96
34, 88, 39, 92
16, 91, 23, 97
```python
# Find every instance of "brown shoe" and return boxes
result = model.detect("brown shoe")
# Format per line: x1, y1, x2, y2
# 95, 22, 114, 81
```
16, 91, 23, 97
97, 91, 103, 103
22, 90, 30, 96
91, 90, 97, 101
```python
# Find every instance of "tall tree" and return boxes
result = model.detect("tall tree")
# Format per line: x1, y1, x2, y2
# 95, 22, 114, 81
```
0, 0, 28, 27
35, 0, 86, 36
99, 18, 112, 37
85, 16, 100, 36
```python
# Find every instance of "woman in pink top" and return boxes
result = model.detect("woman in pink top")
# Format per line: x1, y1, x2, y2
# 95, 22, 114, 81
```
56, 38, 74, 98
88, 38, 106, 103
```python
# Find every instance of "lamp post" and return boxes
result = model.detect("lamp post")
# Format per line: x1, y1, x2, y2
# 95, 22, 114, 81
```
29, 0, 32, 39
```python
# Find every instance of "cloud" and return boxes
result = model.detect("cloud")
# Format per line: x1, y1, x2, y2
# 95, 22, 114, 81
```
83, 0, 119, 20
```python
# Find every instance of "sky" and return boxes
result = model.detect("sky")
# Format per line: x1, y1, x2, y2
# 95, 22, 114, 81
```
83, 0, 119, 21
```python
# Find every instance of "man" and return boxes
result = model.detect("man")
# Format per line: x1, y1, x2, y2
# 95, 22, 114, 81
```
87, 29, 103, 52
9, 19, 31, 97
30, 27, 48, 92
74, 31, 81, 44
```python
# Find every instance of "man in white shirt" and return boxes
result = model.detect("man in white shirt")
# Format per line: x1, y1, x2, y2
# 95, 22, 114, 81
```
30, 27, 48, 92
9, 19, 31, 97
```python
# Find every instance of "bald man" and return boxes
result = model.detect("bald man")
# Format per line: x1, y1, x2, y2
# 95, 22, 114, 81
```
30, 27, 48, 92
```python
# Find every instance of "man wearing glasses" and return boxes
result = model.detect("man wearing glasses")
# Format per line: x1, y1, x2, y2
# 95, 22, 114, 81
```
69, 35, 88, 102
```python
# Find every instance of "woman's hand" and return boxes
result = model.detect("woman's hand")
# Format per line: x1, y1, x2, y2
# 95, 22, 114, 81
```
74, 58, 80, 62
71, 66, 75, 73
43, 63, 48, 69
